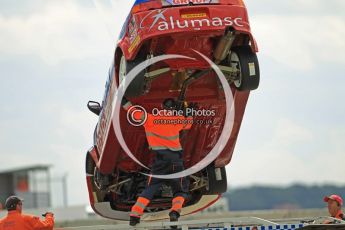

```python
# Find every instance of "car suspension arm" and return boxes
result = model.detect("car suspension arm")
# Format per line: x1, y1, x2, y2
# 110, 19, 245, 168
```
176, 69, 210, 109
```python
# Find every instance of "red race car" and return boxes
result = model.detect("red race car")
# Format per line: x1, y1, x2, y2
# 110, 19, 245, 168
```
86, 0, 259, 221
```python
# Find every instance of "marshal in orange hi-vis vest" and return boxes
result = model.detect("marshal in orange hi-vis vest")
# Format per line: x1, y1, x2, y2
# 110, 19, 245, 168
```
123, 101, 193, 151
0, 211, 54, 230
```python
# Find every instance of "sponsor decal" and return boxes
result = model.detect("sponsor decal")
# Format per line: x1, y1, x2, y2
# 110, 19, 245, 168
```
140, 9, 168, 31
128, 35, 141, 53
140, 9, 244, 32
181, 13, 207, 19
128, 16, 138, 43
157, 16, 244, 31
163, 0, 219, 6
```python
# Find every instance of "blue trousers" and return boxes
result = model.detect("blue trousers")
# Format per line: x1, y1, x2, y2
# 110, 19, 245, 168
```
140, 149, 189, 200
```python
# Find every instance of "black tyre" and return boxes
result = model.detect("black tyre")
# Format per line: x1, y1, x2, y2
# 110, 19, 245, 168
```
228, 45, 260, 91
205, 165, 227, 194
118, 51, 147, 97
85, 150, 107, 201
85, 149, 109, 189
86, 150, 95, 175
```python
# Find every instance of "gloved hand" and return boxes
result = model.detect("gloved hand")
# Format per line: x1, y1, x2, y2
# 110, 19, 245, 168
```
121, 97, 129, 106
42, 212, 54, 217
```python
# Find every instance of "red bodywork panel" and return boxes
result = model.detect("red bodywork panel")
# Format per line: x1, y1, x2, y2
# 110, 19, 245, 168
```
94, 2, 255, 174
97, 72, 250, 174
122, 4, 257, 61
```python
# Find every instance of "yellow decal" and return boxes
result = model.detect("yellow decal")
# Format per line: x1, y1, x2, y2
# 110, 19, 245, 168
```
128, 35, 141, 53
181, 13, 207, 19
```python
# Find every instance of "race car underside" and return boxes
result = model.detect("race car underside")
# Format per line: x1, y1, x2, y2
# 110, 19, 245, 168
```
86, 151, 225, 214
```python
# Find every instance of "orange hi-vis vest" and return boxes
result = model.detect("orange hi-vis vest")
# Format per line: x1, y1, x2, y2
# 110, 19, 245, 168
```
334, 210, 345, 220
0, 210, 54, 230
123, 101, 193, 151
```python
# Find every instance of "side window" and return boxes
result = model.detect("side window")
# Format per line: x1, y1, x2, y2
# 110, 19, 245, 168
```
118, 14, 130, 40
101, 64, 115, 108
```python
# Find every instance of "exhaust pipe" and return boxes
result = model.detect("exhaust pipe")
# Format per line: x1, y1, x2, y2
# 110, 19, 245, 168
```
214, 28, 236, 64
176, 70, 210, 109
